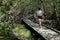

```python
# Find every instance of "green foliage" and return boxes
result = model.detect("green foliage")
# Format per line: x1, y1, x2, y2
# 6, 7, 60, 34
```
0, 12, 3, 17
0, 0, 60, 40
13, 24, 34, 40
0, 0, 35, 39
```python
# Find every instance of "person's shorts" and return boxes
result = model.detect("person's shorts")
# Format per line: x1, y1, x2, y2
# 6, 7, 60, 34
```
38, 16, 42, 19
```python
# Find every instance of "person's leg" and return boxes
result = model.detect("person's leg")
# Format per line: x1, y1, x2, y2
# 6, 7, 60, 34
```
39, 19, 42, 27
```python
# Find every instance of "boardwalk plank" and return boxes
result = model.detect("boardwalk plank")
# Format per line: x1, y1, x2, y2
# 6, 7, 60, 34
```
23, 18, 60, 40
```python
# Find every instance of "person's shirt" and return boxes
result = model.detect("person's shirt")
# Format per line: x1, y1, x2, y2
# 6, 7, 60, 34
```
36, 10, 43, 16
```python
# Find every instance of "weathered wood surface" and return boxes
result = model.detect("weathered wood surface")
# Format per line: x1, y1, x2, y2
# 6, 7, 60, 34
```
22, 18, 60, 40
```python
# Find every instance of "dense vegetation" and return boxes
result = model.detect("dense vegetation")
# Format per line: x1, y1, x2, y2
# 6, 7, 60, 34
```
0, 0, 60, 40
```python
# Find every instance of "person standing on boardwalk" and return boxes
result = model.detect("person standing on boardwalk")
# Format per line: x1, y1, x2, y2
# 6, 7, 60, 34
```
34, 8, 44, 27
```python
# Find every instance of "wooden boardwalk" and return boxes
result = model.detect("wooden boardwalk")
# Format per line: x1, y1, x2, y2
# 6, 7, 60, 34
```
22, 17, 60, 40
